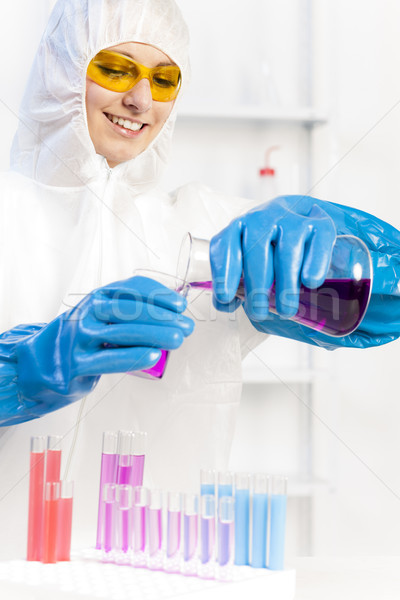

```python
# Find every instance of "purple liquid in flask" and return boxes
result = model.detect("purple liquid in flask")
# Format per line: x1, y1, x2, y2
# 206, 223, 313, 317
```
190, 277, 371, 337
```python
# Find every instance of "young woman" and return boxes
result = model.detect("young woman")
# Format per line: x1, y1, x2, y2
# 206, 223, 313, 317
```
1, 0, 400, 556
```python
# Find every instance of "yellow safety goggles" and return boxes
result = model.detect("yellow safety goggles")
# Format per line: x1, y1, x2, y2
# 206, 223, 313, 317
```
87, 50, 181, 102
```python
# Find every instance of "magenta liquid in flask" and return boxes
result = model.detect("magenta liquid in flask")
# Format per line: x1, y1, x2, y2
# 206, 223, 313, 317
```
178, 233, 372, 337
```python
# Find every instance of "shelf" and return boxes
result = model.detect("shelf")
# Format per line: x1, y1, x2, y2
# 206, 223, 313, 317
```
176, 105, 328, 126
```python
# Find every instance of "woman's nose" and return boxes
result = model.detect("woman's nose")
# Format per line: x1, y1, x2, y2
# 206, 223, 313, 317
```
122, 78, 153, 112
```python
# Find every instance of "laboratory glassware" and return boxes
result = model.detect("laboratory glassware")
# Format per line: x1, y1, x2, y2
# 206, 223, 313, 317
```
27, 436, 46, 561
198, 494, 216, 579
116, 430, 134, 485
251, 473, 269, 568
129, 270, 189, 379
217, 496, 235, 579
103, 483, 117, 555
177, 233, 372, 337
42, 481, 60, 564
200, 468, 216, 496
268, 475, 287, 570
45, 434, 62, 483
147, 489, 163, 570
116, 484, 132, 557
218, 471, 233, 498
131, 431, 147, 488
96, 431, 118, 549
57, 480, 74, 561
182, 493, 198, 575
165, 491, 182, 573
234, 472, 250, 566
132, 486, 149, 567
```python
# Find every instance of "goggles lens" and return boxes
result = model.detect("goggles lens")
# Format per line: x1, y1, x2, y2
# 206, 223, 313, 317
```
87, 50, 181, 102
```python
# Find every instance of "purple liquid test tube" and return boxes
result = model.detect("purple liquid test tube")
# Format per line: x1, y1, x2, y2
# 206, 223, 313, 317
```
217, 496, 235, 580
165, 492, 181, 573
132, 486, 149, 567
198, 494, 215, 579
182, 493, 198, 576
103, 483, 117, 555
96, 432, 118, 549
116, 485, 132, 558
117, 431, 134, 485
131, 432, 147, 488
147, 489, 163, 570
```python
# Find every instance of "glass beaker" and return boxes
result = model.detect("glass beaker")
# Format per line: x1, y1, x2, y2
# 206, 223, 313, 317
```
128, 270, 189, 379
176, 233, 372, 337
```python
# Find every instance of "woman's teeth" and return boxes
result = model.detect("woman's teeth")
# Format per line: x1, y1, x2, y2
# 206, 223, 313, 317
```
106, 113, 143, 131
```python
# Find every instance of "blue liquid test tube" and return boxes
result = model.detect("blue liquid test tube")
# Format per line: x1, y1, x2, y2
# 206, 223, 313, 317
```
251, 473, 269, 568
200, 468, 216, 496
182, 493, 199, 576
217, 496, 235, 580
268, 475, 287, 571
198, 494, 216, 579
165, 492, 181, 573
234, 472, 250, 566
218, 471, 233, 499
102, 483, 117, 557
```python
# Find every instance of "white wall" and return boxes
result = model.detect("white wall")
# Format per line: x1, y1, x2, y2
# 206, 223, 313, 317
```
310, 0, 400, 556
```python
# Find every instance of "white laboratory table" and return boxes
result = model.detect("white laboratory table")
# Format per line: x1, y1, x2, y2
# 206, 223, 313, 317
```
0, 554, 400, 599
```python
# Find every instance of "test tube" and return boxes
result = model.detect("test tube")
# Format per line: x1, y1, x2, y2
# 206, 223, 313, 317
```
268, 476, 287, 571
182, 493, 198, 576
147, 489, 163, 570
165, 492, 181, 573
217, 496, 235, 580
57, 481, 74, 561
45, 435, 62, 483
42, 481, 60, 564
200, 469, 216, 496
251, 473, 269, 568
198, 494, 215, 579
116, 485, 132, 556
103, 483, 117, 555
27, 436, 46, 561
132, 486, 149, 567
218, 472, 233, 499
116, 431, 134, 485
234, 473, 250, 566
96, 431, 118, 549
131, 432, 147, 488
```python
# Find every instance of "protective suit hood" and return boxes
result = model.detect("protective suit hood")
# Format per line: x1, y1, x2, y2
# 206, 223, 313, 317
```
10, 0, 190, 190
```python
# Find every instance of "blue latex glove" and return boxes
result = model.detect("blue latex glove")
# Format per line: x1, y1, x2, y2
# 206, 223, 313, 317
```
0, 275, 194, 427
210, 195, 337, 321
211, 195, 400, 350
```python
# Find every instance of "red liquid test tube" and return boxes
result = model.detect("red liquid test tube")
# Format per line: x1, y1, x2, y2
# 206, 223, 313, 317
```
27, 436, 46, 561
42, 481, 60, 563
45, 435, 62, 483
57, 481, 74, 561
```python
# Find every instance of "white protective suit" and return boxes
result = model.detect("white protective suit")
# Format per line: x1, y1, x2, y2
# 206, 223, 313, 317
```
0, 0, 264, 557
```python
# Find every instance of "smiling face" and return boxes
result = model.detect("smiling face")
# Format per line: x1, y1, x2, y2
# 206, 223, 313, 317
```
86, 42, 177, 168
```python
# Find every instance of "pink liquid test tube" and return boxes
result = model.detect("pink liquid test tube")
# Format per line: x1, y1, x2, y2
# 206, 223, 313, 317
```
116, 485, 132, 557
96, 431, 118, 549
27, 436, 46, 561
198, 494, 216, 579
42, 481, 60, 564
103, 483, 117, 554
182, 493, 198, 576
165, 492, 181, 573
147, 489, 163, 570
130, 432, 147, 488
116, 431, 134, 485
45, 435, 62, 483
132, 487, 149, 567
57, 481, 74, 561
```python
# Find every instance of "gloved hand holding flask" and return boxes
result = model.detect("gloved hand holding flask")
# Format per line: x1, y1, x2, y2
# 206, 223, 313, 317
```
209, 194, 400, 350
0, 276, 194, 427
